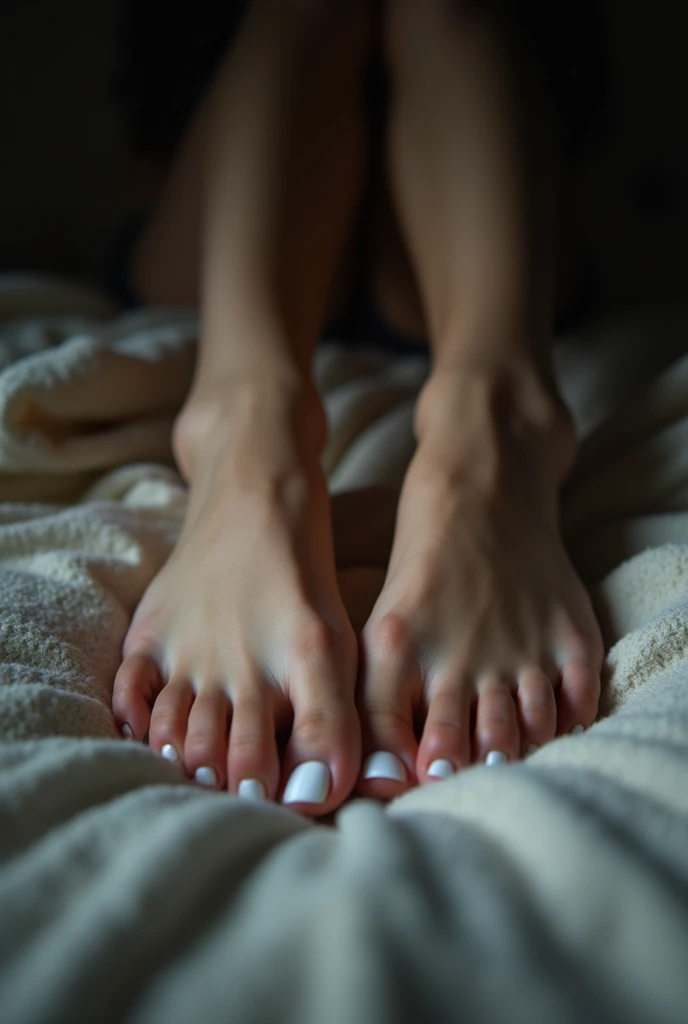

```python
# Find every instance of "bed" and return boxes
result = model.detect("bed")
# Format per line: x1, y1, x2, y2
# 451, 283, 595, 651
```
1, 275, 688, 1023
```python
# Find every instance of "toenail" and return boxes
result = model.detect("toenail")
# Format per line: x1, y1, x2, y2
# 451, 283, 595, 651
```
427, 759, 455, 780
282, 761, 330, 805
161, 744, 179, 762
526, 744, 539, 757
238, 779, 266, 802
485, 750, 508, 767
570, 724, 585, 736
121, 724, 134, 740
194, 766, 218, 788
362, 751, 406, 783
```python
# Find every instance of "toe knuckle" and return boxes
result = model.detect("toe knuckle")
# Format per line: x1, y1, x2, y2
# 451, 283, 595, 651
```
370, 613, 414, 660
150, 707, 178, 736
431, 716, 464, 733
582, 677, 602, 708
568, 660, 601, 698
293, 704, 343, 743
230, 730, 265, 755
110, 684, 128, 714
291, 618, 339, 665
113, 665, 140, 700
233, 693, 266, 721
364, 699, 409, 732
526, 697, 555, 716
484, 711, 514, 728
523, 706, 555, 733
569, 625, 604, 665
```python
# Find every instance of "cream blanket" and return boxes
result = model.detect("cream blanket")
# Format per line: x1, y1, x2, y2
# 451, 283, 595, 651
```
1, 275, 688, 1023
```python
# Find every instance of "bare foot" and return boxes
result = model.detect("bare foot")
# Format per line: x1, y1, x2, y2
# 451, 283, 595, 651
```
355, 382, 604, 798
112, 418, 360, 817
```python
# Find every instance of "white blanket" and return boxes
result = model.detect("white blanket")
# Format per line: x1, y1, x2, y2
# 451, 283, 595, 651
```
1, 275, 688, 1024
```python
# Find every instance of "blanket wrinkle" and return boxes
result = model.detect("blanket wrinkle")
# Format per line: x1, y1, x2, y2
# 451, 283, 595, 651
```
1, 276, 688, 1024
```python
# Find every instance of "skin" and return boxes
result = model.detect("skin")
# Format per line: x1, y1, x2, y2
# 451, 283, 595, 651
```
112, 0, 604, 816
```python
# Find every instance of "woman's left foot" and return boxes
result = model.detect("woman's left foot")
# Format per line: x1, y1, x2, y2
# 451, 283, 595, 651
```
355, 382, 604, 798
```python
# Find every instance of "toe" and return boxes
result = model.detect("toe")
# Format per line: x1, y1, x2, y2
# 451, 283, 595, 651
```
516, 666, 557, 755
358, 702, 416, 800
112, 653, 163, 740
184, 687, 232, 789
557, 656, 601, 735
416, 680, 471, 783
281, 694, 360, 815
148, 679, 194, 765
474, 679, 520, 764
357, 614, 420, 800
228, 690, 280, 801
280, 622, 360, 816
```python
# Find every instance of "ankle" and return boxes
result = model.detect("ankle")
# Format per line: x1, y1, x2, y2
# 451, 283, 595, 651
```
173, 375, 327, 484
414, 363, 577, 487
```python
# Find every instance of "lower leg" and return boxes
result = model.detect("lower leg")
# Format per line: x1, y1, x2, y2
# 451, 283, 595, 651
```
132, 2, 369, 331
384, 0, 557, 367
355, 0, 603, 796
113, 1, 375, 817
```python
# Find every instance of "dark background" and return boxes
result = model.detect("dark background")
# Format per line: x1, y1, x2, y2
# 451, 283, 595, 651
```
0, 0, 686, 311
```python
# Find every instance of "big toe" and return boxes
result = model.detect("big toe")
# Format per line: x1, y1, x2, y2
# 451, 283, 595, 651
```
279, 624, 360, 817
112, 652, 164, 740
281, 693, 360, 816
356, 614, 419, 800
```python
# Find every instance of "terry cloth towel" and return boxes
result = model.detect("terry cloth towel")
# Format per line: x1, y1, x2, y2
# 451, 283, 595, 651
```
1, 275, 688, 1024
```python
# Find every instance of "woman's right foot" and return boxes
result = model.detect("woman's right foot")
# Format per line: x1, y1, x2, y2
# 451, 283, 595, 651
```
112, 404, 360, 817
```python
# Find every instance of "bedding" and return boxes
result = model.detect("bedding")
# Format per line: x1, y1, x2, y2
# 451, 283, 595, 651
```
1, 275, 688, 1023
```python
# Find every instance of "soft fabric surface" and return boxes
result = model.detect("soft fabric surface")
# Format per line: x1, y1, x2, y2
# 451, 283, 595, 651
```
1, 275, 688, 1023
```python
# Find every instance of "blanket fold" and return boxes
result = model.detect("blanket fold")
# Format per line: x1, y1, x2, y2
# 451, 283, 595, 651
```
1, 276, 688, 1024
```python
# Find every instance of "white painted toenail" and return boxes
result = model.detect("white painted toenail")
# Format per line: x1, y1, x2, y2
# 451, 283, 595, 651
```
526, 744, 539, 757
485, 750, 508, 767
161, 744, 179, 762
121, 724, 133, 740
427, 759, 455, 779
238, 779, 266, 802
195, 766, 218, 788
362, 751, 406, 783
570, 724, 585, 735
282, 761, 330, 805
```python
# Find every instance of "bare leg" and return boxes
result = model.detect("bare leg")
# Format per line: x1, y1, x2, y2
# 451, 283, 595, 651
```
113, 0, 373, 816
356, 0, 604, 798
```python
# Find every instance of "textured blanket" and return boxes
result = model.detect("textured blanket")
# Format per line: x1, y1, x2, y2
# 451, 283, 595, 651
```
1, 275, 688, 1024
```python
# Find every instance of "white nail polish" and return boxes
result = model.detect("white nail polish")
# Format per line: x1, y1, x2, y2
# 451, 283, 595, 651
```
195, 766, 218, 788
486, 750, 508, 767
362, 751, 406, 783
282, 761, 330, 805
571, 724, 585, 736
238, 779, 266, 802
161, 743, 179, 762
427, 759, 455, 780
121, 724, 134, 740
526, 744, 539, 757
